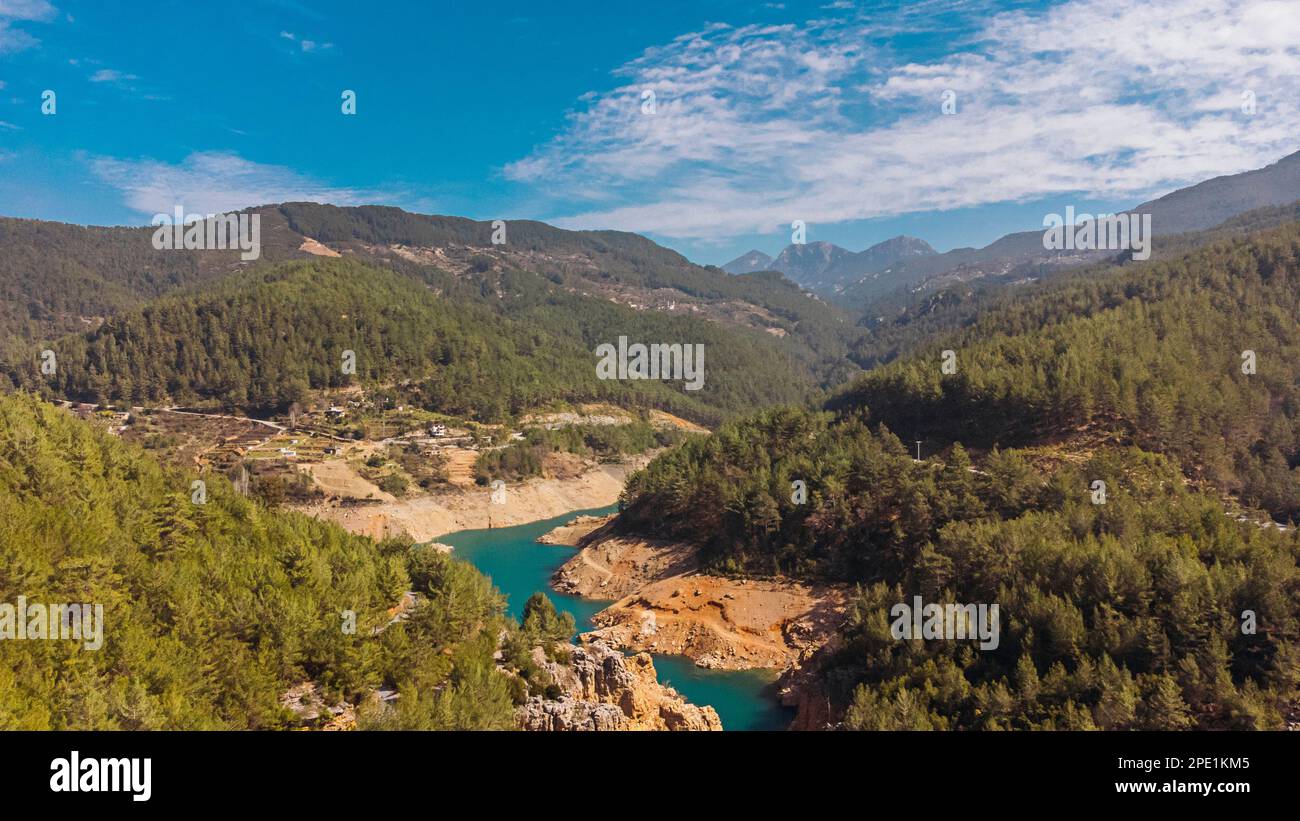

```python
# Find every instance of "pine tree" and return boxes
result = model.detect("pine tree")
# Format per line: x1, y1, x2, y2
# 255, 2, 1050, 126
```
1141, 674, 1194, 730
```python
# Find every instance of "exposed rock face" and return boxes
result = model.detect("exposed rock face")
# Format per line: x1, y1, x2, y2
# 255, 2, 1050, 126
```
550, 523, 845, 672
585, 575, 843, 671
536, 514, 610, 546
279, 682, 356, 730
777, 637, 842, 731
550, 520, 695, 601
516, 640, 722, 731
517, 698, 629, 731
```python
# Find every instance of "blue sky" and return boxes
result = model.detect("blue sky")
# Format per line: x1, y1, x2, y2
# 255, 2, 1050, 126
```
1, 0, 1297, 265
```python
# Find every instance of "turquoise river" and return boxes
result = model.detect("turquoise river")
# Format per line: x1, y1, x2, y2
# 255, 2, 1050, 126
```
439, 505, 793, 730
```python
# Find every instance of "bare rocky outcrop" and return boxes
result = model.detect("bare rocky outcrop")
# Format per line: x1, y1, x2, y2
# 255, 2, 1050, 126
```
541, 515, 848, 728
548, 518, 846, 672
536, 514, 611, 546
516, 640, 722, 731
549, 514, 698, 600
584, 575, 844, 671
279, 682, 356, 730
776, 636, 843, 730
516, 698, 631, 731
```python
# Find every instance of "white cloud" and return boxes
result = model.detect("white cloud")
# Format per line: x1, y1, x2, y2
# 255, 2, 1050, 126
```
89, 68, 138, 83
89, 150, 395, 217
508, 0, 1300, 239
0, 0, 55, 53
0, 0, 56, 15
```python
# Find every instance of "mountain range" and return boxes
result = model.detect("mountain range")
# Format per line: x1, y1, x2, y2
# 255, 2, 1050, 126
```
0, 202, 860, 425
725, 149, 1300, 310
723, 236, 936, 294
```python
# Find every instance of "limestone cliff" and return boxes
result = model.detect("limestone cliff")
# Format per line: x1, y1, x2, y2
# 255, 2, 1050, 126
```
516, 639, 722, 731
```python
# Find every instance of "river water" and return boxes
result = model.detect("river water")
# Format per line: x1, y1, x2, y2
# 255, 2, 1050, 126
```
438, 505, 793, 730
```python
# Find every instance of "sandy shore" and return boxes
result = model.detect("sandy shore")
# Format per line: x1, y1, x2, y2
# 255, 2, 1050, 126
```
298, 458, 646, 542
536, 514, 613, 546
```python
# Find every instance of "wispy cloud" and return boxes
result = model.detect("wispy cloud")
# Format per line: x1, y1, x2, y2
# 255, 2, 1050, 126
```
0, 0, 55, 13
89, 68, 138, 83
89, 150, 394, 217
508, 0, 1300, 239
0, 0, 56, 53
279, 29, 333, 53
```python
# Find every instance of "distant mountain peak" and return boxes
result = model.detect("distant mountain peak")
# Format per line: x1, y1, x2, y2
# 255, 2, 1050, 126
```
721, 249, 774, 274
756, 235, 937, 293
837, 148, 1300, 310
776, 240, 848, 259
863, 235, 936, 258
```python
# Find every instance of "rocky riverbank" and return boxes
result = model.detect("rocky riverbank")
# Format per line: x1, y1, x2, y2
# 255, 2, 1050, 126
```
546, 515, 847, 673
516, 639, 722, 731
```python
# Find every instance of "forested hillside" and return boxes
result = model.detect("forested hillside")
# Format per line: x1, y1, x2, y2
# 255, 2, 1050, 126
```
620, 409, 1299, 729
615, 219, 1300, 729
839, 221, 1300, 520
4, 257, 817, 424
0, 206, 858, 421
851, 201, 1300, 376
0, 392, 516, 729
275, 202, 858, 388
0, 212, 307, 361
277, 202, 837, 325
0, 218, 221, 363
